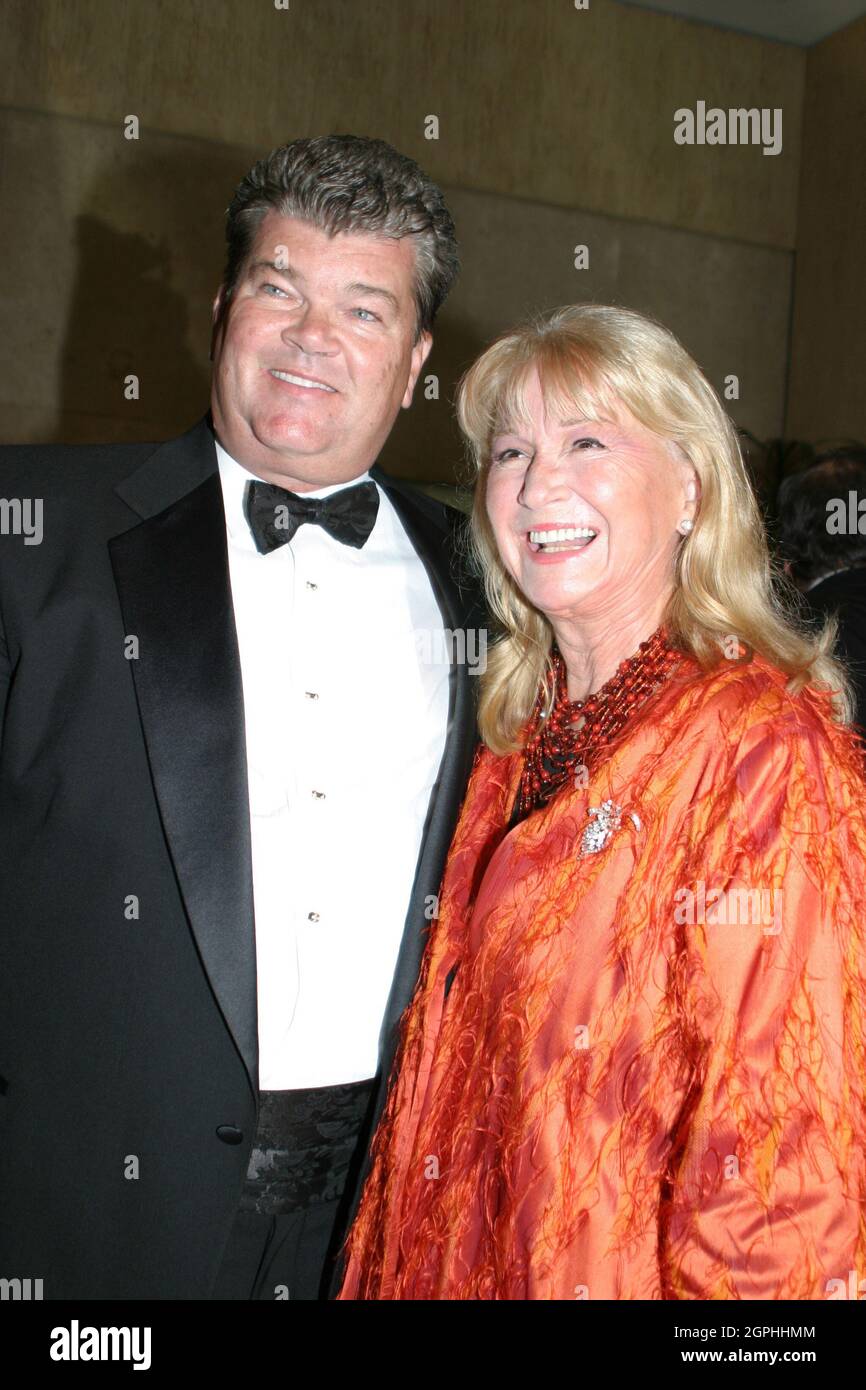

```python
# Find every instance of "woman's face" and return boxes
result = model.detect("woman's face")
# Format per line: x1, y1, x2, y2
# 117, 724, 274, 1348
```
485, 367, 698, 628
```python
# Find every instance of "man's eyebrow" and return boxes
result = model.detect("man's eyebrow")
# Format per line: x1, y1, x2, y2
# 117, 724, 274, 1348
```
247, 259, 304, 279
344, 281, 400, 311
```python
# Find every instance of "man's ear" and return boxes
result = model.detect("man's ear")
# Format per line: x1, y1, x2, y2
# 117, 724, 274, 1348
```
209, 287, 227, 363
401, 330, 434, 409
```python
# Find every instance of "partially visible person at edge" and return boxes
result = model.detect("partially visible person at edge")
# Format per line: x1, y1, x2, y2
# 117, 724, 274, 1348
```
776, 447, 866, 734
334, 303, 866, 1300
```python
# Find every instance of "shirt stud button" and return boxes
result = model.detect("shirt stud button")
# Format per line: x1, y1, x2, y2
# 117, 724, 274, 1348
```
216, 1125, 243, 1145
307, 911, 320, 922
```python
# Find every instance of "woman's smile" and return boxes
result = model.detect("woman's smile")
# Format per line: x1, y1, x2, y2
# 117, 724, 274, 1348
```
525, 525, 599, 561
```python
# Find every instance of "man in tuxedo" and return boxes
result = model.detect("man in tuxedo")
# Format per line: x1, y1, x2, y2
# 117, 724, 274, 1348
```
0, 135, 484, 1300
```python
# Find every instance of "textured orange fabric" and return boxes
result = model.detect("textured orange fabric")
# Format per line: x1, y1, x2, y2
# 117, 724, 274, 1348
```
339, 653, 866, 1299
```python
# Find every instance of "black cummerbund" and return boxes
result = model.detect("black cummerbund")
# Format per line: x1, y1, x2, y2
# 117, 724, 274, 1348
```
239, 1078, 378, 1216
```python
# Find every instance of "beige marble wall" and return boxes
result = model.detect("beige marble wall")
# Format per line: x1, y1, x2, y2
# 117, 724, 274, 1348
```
0, 107, 793, 477
0, 0, 804, 246
0, 0, 809, 476
380, 187, 792, 480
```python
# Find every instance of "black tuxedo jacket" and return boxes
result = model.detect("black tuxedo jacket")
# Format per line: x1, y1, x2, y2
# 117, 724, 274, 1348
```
0, 414, 484, 1299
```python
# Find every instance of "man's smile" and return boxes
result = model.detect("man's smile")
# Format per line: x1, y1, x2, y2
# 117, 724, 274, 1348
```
268, 368, 337, 393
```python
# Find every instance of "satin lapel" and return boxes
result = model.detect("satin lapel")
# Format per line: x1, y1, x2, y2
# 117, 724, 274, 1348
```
108, 417, 258, 1098
368, 466, 481, 1044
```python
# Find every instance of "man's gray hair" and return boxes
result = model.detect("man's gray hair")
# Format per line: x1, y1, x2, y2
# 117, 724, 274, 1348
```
220, 134, 459, 341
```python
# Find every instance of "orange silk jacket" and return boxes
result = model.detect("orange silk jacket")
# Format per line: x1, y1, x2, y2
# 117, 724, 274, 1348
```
339, 653, 866, 1299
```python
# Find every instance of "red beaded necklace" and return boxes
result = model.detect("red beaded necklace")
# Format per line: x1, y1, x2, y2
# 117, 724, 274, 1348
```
510, 625, 685, 825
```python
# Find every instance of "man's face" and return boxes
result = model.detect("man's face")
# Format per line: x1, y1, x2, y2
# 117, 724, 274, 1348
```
210, 212, 433, 488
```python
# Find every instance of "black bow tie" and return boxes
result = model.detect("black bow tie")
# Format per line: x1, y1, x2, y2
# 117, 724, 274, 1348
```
244, 478, 380, 553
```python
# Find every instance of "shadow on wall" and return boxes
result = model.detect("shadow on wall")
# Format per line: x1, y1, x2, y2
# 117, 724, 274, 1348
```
47, 141, 232, 444
50, 212, 209, 444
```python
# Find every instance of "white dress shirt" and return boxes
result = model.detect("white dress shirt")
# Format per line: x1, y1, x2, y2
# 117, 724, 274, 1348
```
216, 440, 451, 1088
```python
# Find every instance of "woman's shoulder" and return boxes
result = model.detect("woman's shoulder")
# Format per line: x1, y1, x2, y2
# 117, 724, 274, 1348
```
676, 648, 832, 723
666, 648, 865, 780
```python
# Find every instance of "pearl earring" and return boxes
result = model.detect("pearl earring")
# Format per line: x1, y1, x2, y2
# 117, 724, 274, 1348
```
678, 518, 694, 534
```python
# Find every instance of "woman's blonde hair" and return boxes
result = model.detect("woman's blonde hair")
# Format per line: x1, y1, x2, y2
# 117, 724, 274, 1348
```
455, 303, 853, 753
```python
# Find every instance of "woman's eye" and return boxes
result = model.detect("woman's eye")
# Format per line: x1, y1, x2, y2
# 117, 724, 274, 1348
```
574, 437, 603, 450
492, 447, 524, 464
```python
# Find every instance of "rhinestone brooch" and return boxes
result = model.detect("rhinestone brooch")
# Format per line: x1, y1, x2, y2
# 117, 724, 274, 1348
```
580, 800, 642, 856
